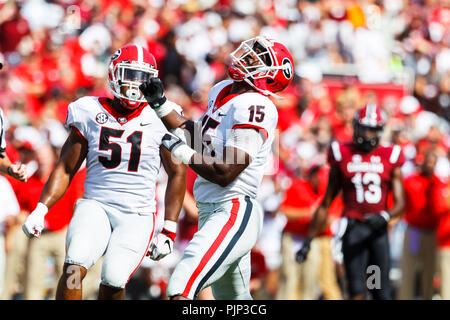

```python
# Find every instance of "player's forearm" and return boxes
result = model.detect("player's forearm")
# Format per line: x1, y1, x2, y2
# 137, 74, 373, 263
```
161, 110, 189, 131
164, 170, 186, 222
183, 191, 198, 221
39, 128, 87, 209
0, 154, 12, 175
307, 205, 330, 238
306, 165, 340, 237
388, 168, 405, 219
188, 144, 249, 188
387, 192, 405, 219
189, 154, 237, 187
38, 164, 72, 209
161, 112, 200, 150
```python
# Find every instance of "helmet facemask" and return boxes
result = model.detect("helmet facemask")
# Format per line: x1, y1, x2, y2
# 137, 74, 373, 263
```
353, 121, 383, 153
230, 37, 274, 79
109, 61, 158, 109
352, 103, 386, 152
229, 36, 290, 99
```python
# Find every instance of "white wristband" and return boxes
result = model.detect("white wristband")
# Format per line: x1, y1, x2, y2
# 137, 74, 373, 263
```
163, 220, 178, 233
35, 202, 49, 217
173, 144, 196, 165
171, 127, 187, 144
380, 210, 390, 222
154, 100, 176, 118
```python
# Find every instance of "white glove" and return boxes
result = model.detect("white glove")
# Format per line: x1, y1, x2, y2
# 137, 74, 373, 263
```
22, 202, 48, 238
147, 220, 177, 261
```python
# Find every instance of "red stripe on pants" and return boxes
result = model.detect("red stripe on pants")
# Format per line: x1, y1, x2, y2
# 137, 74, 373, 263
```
127, 212, 156, 283
181, 198, 240, 298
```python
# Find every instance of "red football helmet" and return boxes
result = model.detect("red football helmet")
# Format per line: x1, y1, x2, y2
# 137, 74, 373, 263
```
108, 44, 158, 110
352, 103, 387, 152
354, 103, 386, 128
228, 36, 294, 99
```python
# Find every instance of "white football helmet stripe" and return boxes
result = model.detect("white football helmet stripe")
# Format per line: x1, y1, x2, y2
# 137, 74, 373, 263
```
136, 44, 143, 63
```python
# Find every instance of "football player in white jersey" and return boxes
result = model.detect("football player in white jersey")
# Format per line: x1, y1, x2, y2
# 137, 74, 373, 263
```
140, 36, 294, 299
0, 107, 27, 182
21, 44, 187, 300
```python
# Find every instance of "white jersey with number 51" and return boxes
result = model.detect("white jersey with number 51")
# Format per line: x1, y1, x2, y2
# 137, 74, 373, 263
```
193, 80, 278, 203
65, 96, 174, 214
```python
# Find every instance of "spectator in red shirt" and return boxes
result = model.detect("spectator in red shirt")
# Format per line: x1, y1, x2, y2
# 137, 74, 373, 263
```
398, 151, 444, 300
0, 2, 30, 55
1, 126, 44, 299
330, 86, 360, 143
277, 165, 342, 300
5, 127, 85, 299
434, 170, 450, 299
249, 247, 268, 298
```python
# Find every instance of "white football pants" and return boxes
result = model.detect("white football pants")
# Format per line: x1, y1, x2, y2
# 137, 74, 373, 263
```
167, 195, 264, 299
65, 198, 155, 289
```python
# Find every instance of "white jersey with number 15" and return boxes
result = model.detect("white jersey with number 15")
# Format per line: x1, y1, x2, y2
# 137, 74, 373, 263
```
193, 80, 278, 203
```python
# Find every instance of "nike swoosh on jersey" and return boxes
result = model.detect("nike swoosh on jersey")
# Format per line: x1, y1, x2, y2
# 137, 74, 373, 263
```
218, 113, 226, 116
140, 122, 152, 126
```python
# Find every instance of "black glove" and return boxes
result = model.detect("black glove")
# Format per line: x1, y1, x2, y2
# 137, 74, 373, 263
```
139, 77, 167, 109
295, 237, 312, 264
364, 211, 390, 231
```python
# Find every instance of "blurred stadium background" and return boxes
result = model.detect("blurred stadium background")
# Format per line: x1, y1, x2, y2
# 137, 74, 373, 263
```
0, 0, 449, 300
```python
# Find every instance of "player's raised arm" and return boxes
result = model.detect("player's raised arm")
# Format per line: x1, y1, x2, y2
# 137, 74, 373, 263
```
190, 145, 251, 187
139, 78, 203, 153
147, 146, 187, 261
140, 78, 192, 130
22, 127, 87, 238
159, 132, 253, 187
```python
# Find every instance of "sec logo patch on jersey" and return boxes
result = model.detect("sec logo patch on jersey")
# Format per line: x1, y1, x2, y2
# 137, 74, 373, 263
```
96, 112, 109, 124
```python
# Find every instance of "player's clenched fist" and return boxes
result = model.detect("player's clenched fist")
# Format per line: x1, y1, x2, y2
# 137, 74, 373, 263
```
147, 221, 177, 261
139, 77, 166, 109
8, 162, 27, 182
364, 211, 391, 231
295, 237, 312, 264
22, 202, 48, 238
139, 78, 182, 119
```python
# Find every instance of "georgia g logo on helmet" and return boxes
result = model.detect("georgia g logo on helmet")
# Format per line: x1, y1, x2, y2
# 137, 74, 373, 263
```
228, 36, 295, 99
282, 58, 293, 80
111, 49, 121, 61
